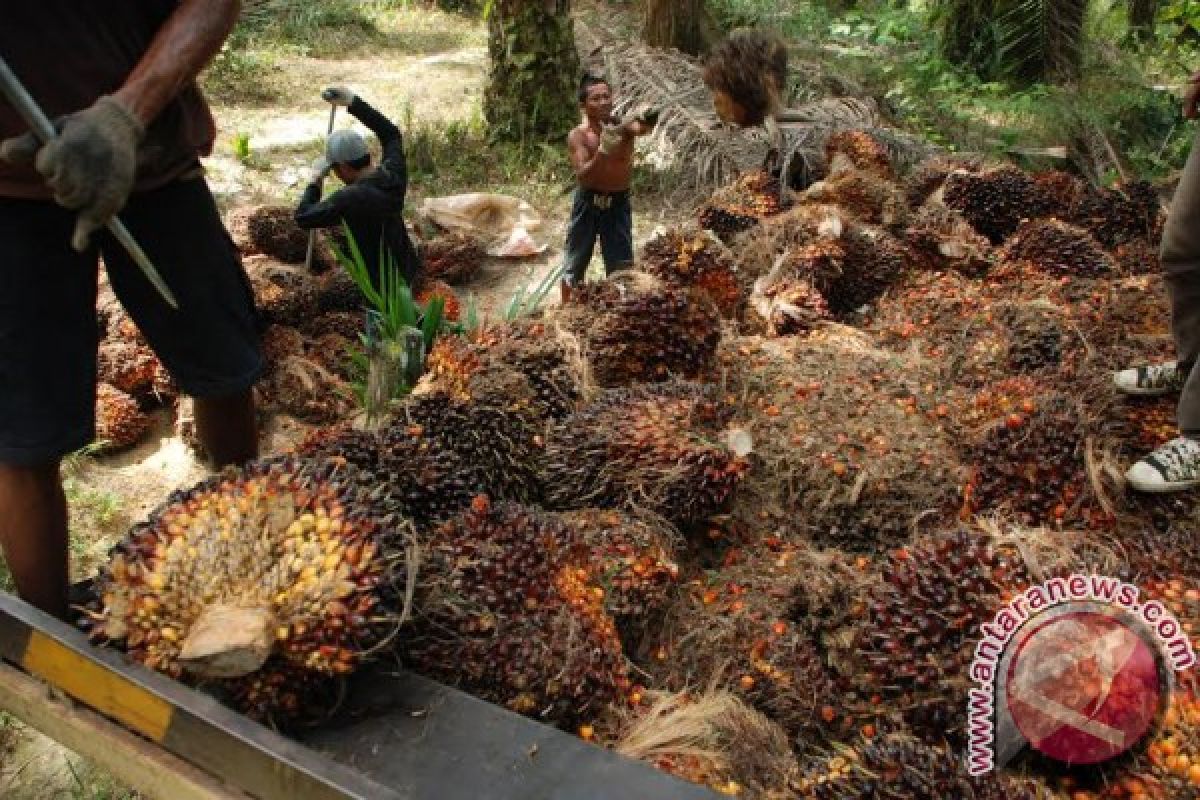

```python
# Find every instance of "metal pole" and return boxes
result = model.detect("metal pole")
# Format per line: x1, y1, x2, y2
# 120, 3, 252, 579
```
0, 56, 179, 309
304, 104, 338, 273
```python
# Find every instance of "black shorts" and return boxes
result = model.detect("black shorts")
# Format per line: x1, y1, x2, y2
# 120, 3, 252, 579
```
562, 188, 634, 286
0, 176, 264, 465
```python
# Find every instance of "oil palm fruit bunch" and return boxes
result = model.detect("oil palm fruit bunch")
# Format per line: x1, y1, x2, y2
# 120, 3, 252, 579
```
292, 424, 382, 473
307, 333, 355, 381
1070, 180, 1163, 249
414, 279, 462, 322
639, 229, 745, 318
999, 303, 1066, 375
943, 166, 1051, 244
247, 258, 321, 327
420, 230, 486, 285
260, 354, 354, 425
824, 130, 895, 180
997, 218, 1115, 278
902, 154, 982, 208
903, 203, 992, 276
854, 529, 1028, 744
316, 268, 366, 313
95, 383, 152, 452
1032, 169, 1086, 218
802, 169, 906, 229
380, 381, 543, 526
301, 311, 365, 341
561, 272, 722, 387
797, 727, 1040, 799
403, 497, 631, 727
775, 222, 909, 314
551, 509, 681, 646
702, 29, 788, 127
541, 382, 747, 527
226, 205, 311, 263
98, 339, 162, 406
421, 335, 487, 404
697, 170, 785, 242
81, 457, 410, 718
750, 275, 831, 336
963, 391, 1111, 529
474, 320, 584, 420
735, 203, 847, 284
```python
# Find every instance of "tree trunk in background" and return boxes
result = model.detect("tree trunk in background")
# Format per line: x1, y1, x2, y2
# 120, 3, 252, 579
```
1047, 0, 1087, 82
938, 0, 995, 74
485, 0, 580, 142
1129, 0, 1159, 41
643, 0, 718, 57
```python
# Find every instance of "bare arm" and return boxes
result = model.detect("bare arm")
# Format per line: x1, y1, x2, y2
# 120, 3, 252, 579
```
569, 130, 603, 182
113, 0, 242, 127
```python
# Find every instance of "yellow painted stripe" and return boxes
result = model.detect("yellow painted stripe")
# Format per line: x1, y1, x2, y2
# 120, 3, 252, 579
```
23, 632, 172, 742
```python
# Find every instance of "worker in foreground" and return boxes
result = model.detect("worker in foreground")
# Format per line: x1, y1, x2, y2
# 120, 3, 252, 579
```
294, 87, 422, 292
1115, 69, 1200, 492
561, 74, 658, 303
0, 2, 263, 618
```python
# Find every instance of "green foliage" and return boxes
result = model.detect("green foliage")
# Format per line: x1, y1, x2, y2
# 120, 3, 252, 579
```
484, 5, 580, 142
233, 132, 252, 163
503, 263, 565, 320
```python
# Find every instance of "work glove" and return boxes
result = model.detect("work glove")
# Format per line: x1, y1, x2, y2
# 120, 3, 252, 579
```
0, 95, 144, 252
598, 124, 624, 156
308, 155, 332, 185
321, 86, 356, 108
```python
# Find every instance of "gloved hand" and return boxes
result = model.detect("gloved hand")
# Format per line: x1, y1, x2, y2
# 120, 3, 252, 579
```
634, 104, 661, 128
308, 156, 332, 185
598, 124, 624, 156
321, 86, 356, 107
0, 95, 144, 252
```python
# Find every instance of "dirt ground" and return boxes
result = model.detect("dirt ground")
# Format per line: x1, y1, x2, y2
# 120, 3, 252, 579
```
0, 7, 703, 798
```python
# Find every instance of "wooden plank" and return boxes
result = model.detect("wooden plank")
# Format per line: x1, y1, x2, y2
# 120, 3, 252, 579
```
0, 662, 248, 800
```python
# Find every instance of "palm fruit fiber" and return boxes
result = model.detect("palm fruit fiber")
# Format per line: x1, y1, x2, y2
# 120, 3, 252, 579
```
902, 154, 982, 208
1069, 180, 1163, 249
997, 218, 1116, 278
824, 130, 895, 180
541, 381, 748, 528
639, 229, 746, 318
801, 168, 906, 229
226, 205, 312, 264
702, 30, 788, 127
379, 379, 543, 526
748, 275, 831, 336
420, 230, 486, 285
246, 256, 321, 327
95, 383, 152, 452
942, 166, 1051, 244
797, 727, 1041, 799
849, 527, 1028, 743
697, 170, 785, 242
557, 272, 722, 387
719, 334, 961, 553
402, 497, 631, 727
902, 203, 991, 276
316, 268, 366, 313
612, 688, 799, 799
81, 457, 410, 721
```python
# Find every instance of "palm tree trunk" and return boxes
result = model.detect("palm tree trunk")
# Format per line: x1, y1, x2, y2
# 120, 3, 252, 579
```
1129, 0, 1158, 41
642, 0, 718, 56
485, 0, 581, 142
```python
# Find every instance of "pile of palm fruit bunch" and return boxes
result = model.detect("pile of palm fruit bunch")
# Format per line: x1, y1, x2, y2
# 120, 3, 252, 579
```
95, 383, 153, 453
79, 456, 414, 725
418, 229, 486, 285
552, 271, 723, 387
799, 130, 907, 231
540, 381, 749, 529
90, 303, 178, 452
638, 228, 747, 318
696, 169, 788, 241
226, 204, 336, 269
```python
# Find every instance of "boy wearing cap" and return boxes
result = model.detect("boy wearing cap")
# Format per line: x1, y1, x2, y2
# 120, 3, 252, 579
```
294, 87, 421, 290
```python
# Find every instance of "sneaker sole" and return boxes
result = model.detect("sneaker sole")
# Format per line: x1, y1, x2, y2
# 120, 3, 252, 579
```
1127, 475, 1200, 493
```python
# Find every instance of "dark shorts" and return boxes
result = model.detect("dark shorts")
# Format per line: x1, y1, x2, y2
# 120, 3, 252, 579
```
562, 188, 634, 286
0, 176, 264, 465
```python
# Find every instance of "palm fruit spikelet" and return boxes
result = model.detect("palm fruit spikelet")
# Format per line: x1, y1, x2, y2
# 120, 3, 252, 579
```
402, 497, 631, 727
902, 154, 983, 209
95, 383, 152, 452
797, 726, 1041, 798
226, 205, 311, 263
81, 457, 410, 720
292, 424, 382, 473
801, 168, 907, 230
851, 528, 1029, 745
474, 319, 584, 420
697, 170, 785, 242
1070, 179, 1163, 249
997, 218, 1116, 278
420, 230, 486, 285
749, 275, 831, 336
541, 381, 748, 528
824, 130, 895, 180
943, 166, 1052, 244
246, 257, 321, 327
902, 203, 992, 276
316, 268, 366, 313
639, 229, 746, 318
558, 272, 722, 387
414, 279, 462, 322
719, 334, 962, 553
702, 29, 788, 127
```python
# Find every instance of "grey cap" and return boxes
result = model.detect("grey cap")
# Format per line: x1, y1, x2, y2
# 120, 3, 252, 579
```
326, 129, 368, 164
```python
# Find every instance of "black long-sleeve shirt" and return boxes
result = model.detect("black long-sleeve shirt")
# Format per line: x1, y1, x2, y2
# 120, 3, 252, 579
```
294, 97, 421, 289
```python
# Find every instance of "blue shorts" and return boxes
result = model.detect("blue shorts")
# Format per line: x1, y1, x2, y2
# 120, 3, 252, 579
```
0, 176, 264, 465
562, 188, 634, 286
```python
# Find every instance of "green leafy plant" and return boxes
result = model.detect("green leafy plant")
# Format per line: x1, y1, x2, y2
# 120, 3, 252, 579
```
233, 132, 252, 163
503, 262, 565, 321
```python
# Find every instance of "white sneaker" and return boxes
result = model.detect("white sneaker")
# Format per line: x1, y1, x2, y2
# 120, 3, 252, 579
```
1127, 436, 1200, 492
1113, 361, 1186, 396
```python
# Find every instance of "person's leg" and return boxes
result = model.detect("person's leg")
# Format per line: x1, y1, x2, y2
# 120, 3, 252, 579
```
100, 177, 263, 468
598, 192, 634, 276
0, 197, 99, 617
562, 189, 597, 303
